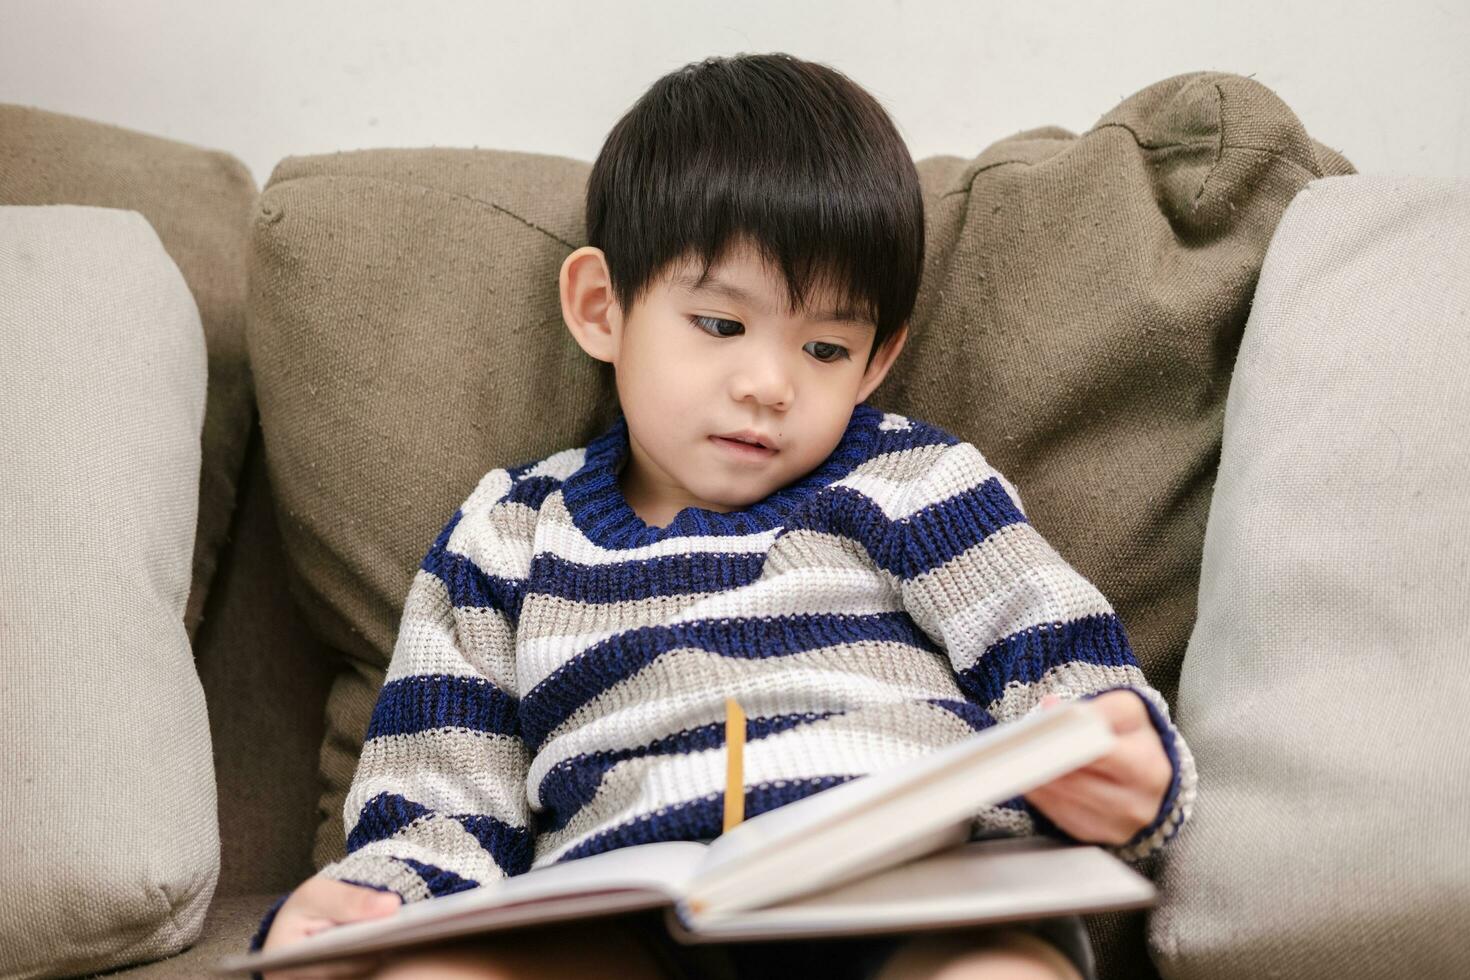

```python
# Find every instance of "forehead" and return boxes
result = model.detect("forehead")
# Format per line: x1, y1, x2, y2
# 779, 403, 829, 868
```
665, 248, 871, 327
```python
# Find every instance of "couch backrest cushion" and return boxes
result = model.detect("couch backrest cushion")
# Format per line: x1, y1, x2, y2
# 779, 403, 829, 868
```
245, 71, 1352, 980
0, 205, 218, 977
1150, 174, 1470, 979
0, 103, 259, 643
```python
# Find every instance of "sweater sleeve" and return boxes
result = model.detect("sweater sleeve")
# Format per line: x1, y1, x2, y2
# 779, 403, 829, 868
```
246, 473, 534, 964
884, 440, 1197, 863
313, 475, 535, 902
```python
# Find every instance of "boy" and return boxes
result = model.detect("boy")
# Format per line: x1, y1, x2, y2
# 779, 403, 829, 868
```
253, 52, 1195, 980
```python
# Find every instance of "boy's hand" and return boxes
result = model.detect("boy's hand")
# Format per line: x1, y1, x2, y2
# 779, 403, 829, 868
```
259, 875, 402, 979
1022, 689, 1172, 847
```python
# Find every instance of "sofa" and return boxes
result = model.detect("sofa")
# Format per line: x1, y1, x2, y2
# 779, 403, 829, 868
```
2, 69, 1467, 980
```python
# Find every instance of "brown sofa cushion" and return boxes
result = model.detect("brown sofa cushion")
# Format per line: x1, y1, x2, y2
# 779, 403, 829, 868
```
0, 103, 259, 644
245, 71, 1351, 980
880, 73, 1352, 979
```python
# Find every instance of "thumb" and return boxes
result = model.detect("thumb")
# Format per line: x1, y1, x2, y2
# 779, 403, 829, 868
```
352, 889, 401, 917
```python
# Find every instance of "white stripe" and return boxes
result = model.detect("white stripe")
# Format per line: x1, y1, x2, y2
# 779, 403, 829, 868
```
665, 564, 902, 625
527, 642, 963, 800
461, 467, 513, 514
522, 447, 586, 481
447, 500, 537, 580
535, 702, 973, 863
924, 560, 1115, 674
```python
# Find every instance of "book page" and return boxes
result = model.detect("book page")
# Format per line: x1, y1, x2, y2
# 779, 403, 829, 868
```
668, 836, 1156, 943
215, 839, 708, 976
684, 702, 1113, 916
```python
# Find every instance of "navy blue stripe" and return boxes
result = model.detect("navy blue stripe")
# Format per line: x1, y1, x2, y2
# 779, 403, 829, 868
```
536, 711, 842, 834
528, 550, 767, 604
872, 421, 959, 456
345, 791, 534, 878
396, 857, 481, 897
953, 613, 1137, 709
364, 674, 519, 740
453, 813, 535, 877
345, 791, 431, 854
422, 515, 528, 626
519, 612, 939, 751
926, 697, 995, 731
885, 475, 1028, 578
505, 474, 561, 510
553, 775, 858, 864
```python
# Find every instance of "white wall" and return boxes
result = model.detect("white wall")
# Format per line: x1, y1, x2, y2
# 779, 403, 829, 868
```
1, 0, 1464, 188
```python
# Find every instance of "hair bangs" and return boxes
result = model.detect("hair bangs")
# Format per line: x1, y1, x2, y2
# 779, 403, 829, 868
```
586, 52, 924, 364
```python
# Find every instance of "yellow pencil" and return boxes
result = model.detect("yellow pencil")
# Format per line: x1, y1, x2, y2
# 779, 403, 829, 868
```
722, 697, 746, 833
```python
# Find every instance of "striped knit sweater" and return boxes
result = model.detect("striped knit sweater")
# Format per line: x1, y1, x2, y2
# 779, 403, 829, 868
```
251, 403, 1197, 952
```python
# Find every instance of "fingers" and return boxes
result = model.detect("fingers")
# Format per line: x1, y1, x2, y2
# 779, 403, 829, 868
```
1083, 688, 1150, 734
1026, 767, 1145, 845
260, 879, 402, 980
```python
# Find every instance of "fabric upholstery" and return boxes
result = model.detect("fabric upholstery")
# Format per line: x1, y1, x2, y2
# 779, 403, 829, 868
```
0, 103, 259, 643
0, 205, 217, 978
1149, 174, 1470, 979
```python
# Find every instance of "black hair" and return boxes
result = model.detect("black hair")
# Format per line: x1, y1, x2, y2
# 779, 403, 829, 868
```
585, 52, 924, 367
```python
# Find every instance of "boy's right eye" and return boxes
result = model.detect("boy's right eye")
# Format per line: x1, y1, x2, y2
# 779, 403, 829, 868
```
689, 314, 743, 338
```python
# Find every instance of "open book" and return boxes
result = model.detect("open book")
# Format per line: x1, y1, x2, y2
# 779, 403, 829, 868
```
216, 700, 1156, 975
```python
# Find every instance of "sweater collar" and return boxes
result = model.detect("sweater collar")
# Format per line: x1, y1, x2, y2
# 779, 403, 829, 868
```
562, 403, 883, 548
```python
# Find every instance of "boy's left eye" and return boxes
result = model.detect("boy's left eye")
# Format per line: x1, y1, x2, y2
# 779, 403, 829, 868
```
688, 315, 850, 363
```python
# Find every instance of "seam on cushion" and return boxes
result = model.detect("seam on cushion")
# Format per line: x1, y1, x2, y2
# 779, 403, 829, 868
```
265, 173, 579, 250
1195, 82, 1227, 204
942, 80, 1325, 202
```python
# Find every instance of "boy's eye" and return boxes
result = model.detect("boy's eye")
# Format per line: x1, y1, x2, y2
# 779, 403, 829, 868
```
803, 341, 850, 363
689, 316, 850, 364
689, 315, 743, 338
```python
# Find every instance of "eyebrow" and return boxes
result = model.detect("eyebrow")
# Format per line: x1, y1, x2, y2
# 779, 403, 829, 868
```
672, 272, 873, 328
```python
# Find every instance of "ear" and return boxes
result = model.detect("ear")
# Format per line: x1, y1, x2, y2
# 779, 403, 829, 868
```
560, 246, 621, 364
854, 322, 909, 403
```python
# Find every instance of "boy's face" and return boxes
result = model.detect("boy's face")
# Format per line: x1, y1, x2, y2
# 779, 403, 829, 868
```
560, 238, 908, 524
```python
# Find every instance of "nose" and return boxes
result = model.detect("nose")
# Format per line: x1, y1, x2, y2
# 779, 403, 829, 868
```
728, 356, 794, 410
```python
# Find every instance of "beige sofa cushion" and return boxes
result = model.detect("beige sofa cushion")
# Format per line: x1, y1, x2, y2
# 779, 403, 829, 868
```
244, 70, 1351, 980
0, 103, 259, 643
1150, 175, 1470, 978
0, 206, 218, 977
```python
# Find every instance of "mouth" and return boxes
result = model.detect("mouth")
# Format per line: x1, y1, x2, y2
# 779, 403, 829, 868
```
711, 431, 778, 459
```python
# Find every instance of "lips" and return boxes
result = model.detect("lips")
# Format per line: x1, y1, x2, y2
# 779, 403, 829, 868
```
711, 432, 778, 459
714, 430, 776, 450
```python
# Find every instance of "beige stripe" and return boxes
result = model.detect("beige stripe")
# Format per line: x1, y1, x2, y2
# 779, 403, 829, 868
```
347, 728, 532, 828
515, 589, 721, 643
